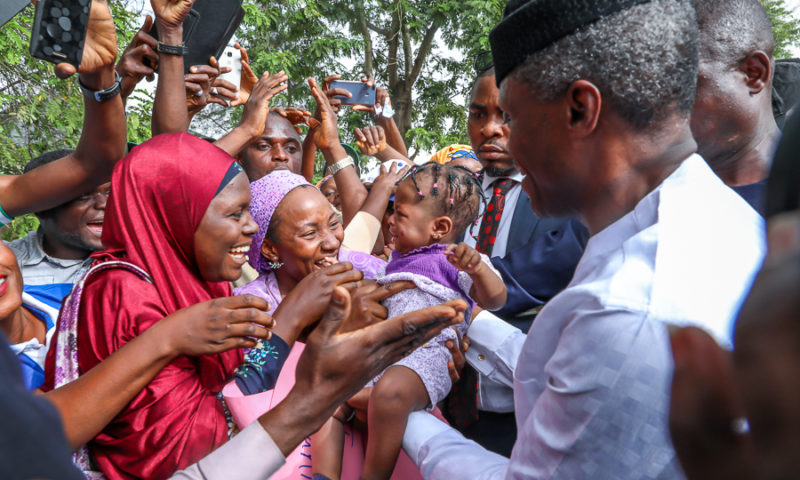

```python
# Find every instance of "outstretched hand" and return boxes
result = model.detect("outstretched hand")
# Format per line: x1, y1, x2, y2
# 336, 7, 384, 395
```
160, 294, 274, 355
308, 77, 343, 152
115, 15, 158, 99
294, 287, 467, 408
271, 262, 363, 343
238, 70, 289, 138
55, 0, 117, 79
354, 125, 387, 157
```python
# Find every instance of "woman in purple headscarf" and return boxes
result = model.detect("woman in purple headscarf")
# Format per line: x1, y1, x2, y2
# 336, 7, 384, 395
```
231, 170, 386, 395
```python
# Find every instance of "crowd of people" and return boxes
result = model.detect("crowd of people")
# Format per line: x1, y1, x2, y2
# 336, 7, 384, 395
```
1, 0, 799, 478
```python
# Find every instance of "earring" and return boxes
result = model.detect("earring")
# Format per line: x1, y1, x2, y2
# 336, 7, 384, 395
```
268, 257, 284, 270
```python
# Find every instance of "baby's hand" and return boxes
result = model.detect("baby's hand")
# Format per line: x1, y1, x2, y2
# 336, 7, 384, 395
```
444, 243, 483, 274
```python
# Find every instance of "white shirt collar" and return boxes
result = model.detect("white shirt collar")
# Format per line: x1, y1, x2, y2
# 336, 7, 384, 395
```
481, 170, 526, 191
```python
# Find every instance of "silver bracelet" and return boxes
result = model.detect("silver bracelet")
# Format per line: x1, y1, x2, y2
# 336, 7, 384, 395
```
327, 156, 355, 175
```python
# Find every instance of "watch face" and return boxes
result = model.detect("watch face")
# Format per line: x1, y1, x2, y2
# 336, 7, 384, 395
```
29, 0, 91, 68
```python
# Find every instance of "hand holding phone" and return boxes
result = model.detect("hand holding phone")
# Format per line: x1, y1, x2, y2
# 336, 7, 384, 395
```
329, 80, 377, 107
217, 46, 242, 91
31, 0, 119, 80
30, 0, 93, 68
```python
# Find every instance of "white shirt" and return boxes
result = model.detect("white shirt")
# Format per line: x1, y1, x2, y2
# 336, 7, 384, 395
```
464, 170, 526, 258
404, 155, 765, 479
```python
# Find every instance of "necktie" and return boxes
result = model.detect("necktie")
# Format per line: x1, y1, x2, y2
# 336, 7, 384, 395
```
476, 178, 517, 256
446, 177, 516, 429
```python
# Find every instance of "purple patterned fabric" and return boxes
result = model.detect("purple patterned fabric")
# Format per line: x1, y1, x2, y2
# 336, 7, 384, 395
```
247, 171, 311, 274
370, 246, 494, 407
234, 249, 386, 307
52, 260, 153, 480
384, 244, 466, 301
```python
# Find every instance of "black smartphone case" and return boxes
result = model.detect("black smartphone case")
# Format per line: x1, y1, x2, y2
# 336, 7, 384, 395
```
149, 0, 245, 74
29, 0, 91, 68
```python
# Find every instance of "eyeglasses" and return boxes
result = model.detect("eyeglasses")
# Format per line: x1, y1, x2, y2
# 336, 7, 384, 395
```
473, 50, 494, 74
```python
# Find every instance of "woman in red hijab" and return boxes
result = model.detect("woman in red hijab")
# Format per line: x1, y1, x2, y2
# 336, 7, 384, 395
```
51, 132, 260, 479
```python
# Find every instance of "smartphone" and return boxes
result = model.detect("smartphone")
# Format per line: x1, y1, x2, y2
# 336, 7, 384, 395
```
29, 0, 92, 68
329, 80, 377, 106
217, 46, 242, 91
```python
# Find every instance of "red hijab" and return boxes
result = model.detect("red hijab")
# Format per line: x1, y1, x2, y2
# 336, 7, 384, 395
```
51, 133, 244, 479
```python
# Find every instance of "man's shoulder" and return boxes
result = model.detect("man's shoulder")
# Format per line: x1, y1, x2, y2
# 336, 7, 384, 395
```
6, 231, 41, 263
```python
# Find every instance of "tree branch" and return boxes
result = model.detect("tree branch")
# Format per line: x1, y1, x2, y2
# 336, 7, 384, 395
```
387, 1, 401, 87
401, 17, 412, 79
354, 0, 374, 78
365, 19, 390, 37
409, 22, 440, 85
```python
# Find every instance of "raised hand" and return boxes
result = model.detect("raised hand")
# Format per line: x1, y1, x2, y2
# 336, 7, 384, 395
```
54, 0, 117, 79
445, 242, 484, 274
308, 77, 344, 152
185, 58, 234, 114
150, 0, 195, 29
372, 161, 410, 190
115, 15, 158, 100
237, 70, 289, 138
160, 294, 274, 355
318, 74, 351, 115
229, 43, 260, 107
354, 125, 387, 157
272, 107, 313, 134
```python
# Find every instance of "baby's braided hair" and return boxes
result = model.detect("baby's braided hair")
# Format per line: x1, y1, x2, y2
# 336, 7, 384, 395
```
398, 161, 486, 237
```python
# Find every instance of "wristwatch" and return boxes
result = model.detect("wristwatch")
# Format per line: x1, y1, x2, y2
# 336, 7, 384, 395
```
156, 41, 189, 56
327, 156, 355, 175
78, 71, 123, 103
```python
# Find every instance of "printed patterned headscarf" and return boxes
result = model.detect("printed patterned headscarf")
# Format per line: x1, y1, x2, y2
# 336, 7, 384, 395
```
429, 144, 478, 165
247, 170, 311, 273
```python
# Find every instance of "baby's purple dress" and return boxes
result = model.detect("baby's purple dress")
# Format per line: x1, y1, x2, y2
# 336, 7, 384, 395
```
372, 243, 495, 408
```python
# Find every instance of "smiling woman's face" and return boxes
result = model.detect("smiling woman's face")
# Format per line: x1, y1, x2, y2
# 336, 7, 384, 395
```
262, 186, 343, 284
194, 172, 258, 283
0, 243, 23, 320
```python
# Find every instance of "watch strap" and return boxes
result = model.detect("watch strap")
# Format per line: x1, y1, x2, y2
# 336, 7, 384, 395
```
157, 41, 189, 56
78, 71, 122, 103
327, 156, 355, 175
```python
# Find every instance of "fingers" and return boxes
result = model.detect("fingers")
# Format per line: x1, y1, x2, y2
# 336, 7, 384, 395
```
235, 42, 250, 65
315, 286, 351, 339
378, 305, 464, 360
223, 294, 271, 312
226, 321, 272, 341
368, 280, 416, 303
142, 14, 154, 33
323, 74, 341, 91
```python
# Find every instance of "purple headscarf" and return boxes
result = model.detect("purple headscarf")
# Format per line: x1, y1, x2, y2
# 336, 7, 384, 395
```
247, 170, 311, 273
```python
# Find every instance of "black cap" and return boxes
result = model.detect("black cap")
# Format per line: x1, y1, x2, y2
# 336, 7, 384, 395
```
489, 0, 652, 85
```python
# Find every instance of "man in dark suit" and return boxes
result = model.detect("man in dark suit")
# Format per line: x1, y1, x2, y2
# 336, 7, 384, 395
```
445, 64, 588, 456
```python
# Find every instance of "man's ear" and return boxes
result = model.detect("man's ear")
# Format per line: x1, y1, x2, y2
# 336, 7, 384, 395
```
565, 80, 602, 138
741, 51, 772, 96
432, 216, 453, 241
260, 238, 280, 263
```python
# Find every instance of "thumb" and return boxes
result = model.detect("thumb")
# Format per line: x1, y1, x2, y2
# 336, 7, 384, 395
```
55, 63, 77, 79
142, 14, 153, 33
315, 286, 351, 338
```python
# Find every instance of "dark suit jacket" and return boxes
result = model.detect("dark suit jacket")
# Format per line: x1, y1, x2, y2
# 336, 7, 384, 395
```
489, 190, 589, 331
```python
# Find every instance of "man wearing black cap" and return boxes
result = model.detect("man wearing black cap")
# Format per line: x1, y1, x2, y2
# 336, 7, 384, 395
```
403, 1, 765, 478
